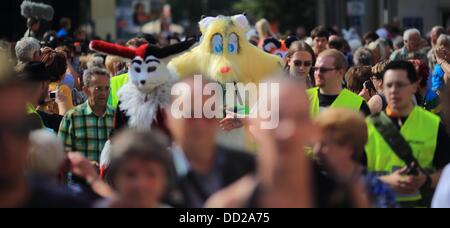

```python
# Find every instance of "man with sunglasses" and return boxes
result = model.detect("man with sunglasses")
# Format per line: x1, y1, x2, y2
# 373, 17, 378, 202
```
364, 61, 450, 208
307, 49, 371, 117
58, 67, 114, 163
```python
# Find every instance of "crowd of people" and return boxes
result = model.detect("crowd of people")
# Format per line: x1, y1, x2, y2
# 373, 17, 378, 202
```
1, 6, 450, 208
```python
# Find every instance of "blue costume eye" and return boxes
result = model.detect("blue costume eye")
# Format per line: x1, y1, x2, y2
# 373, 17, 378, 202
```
212, 34, 223, 55
228, 33, 238, 55
229, 43, 236, 53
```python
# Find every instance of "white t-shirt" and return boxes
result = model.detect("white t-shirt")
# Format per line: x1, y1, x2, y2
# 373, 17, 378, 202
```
432, 165, 450, 208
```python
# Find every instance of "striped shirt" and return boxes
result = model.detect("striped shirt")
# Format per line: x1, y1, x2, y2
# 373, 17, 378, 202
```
58, 101, 114, 162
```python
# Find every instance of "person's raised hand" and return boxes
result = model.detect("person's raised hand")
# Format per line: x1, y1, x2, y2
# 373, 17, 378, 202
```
55, 89, 67, 105
67, 152, 100, 184
219, 111, 246, 131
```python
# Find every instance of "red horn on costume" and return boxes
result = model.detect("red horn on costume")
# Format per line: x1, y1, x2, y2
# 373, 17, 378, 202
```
89, 40, 148, 60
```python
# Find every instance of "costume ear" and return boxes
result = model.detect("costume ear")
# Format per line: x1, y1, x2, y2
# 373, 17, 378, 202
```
199, 16, 216, 33
263, 38, 281, 53
285, 36, 299, 49
232, 14, 250, 31
147, 37, 198, 64
90, 40, 137, 59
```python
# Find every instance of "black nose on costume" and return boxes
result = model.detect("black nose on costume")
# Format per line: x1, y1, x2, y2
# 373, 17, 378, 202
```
140, 80, 146, 85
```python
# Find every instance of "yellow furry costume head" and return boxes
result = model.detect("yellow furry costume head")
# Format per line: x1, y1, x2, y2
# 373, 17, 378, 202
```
168, 14, 283, 84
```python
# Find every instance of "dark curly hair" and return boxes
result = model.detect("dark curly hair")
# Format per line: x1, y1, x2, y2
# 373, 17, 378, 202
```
371, 59, 391, 80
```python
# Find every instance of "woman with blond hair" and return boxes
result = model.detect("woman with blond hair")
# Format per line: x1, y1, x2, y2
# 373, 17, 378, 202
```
284, 41, 316, 88
105, 55, 127, 77
313, 108, 397, 208
255, 18, 275, 49
367, 38, 392, 63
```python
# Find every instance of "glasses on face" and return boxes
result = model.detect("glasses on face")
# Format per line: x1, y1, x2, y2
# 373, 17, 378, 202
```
384, 81, 411, 91
313, 67, 338, 74
293, 60, 313, 67
92, 86, 110, 93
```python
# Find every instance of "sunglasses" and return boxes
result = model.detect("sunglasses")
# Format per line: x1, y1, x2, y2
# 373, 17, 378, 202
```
293, 60, 313, 67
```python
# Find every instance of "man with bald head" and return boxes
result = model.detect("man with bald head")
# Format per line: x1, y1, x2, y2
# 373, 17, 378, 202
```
391, 28, 428, 62
206, 78, 315, 208
166, 76, 255, 208
207, 78, 368, 208
307, 49, 371, 117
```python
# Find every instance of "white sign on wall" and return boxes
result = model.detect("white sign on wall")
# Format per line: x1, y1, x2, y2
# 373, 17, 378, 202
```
347, 1, 365, 17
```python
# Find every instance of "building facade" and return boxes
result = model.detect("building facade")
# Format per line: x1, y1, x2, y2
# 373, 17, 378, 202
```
0, 0, 167, 41
317, 0, 450, 34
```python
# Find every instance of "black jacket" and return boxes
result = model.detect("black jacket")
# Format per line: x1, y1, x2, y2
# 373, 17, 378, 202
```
166, 145, 256, 208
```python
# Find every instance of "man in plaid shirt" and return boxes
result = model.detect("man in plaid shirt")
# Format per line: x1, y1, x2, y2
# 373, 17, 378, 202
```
59, 67, 114, 162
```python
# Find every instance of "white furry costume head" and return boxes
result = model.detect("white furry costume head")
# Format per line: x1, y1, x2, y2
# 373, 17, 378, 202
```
90, 38, 197, 131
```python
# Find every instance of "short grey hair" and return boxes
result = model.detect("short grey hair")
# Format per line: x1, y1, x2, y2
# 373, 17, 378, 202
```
87, 55, 105, 69
403, 28, 421, 41
353, 47, 374, 66
437, 34, 450, 47
29, 130, 65, 177
83, 67, 109, 87
15, 37, 40, 63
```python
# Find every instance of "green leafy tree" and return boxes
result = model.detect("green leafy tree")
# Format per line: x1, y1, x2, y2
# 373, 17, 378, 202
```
233, 0, 317, 33
168, 0, 317, 34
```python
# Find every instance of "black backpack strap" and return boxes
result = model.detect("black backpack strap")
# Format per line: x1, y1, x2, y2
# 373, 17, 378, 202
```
378, 93, 388, 110
370, 112, 422, 175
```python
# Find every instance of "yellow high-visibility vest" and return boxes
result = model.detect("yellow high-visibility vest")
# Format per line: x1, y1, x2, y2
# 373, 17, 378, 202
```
365, 107, 440, 202
307, 87, 364, 117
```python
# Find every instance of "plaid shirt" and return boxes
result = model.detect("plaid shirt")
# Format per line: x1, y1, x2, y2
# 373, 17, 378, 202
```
58, 101, 115, 162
